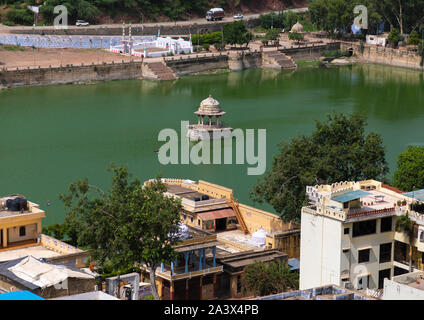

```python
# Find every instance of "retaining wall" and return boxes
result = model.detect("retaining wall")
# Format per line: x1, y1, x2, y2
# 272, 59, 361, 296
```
0, 61, 142, 88
280, 42, 341, 60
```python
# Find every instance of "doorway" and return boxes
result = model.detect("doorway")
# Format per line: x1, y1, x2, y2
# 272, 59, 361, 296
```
215, 218, 227, 231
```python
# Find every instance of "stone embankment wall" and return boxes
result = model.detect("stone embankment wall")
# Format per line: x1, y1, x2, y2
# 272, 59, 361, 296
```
165, 53, 229, 75
0, 61, 143, 88
280, 42, 341, 60
7, 19, 260, 36
341, 42, 424, 71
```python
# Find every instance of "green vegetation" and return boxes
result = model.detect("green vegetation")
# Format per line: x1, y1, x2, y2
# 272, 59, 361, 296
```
59, 165, 183, 300
191, 32, 222, 46
3, 7, 34, 26
243, 261, 298, 297
223, 21, 252, 46
264, 28, 280, 46
251, 112, 388, 221
258, 11, 316, 32
408, 30, 421, 45
393, 146, 424, 191
0, 44, 26, 51
388, 28, 401, 46
322, 49, 348, 57
288, 31, 304, 43
296, 59, 321, 68
308, 0, 424, 37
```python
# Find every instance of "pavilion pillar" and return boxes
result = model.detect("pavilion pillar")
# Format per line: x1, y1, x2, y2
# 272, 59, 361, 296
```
170, 281, 175, 300
212, 247, 216, 267
209, 116, 212, 126
184, 251, 189, 273
161, 262, 164, 272
199, 249, 203, 270
203, 248, 206, 266
200, 276, 203, 300
197, 115, 200, 125
171, 261, 174, 275
2, 228, 7, 248
213, 273, 217, 298
186, 279, 189, 300
216, 116, 220, 126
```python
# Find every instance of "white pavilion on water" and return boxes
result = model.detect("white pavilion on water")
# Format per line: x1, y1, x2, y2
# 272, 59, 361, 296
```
187, 95, 232, 141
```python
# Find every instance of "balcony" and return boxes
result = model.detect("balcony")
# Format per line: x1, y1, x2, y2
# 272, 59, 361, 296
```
156, 260, 223, 281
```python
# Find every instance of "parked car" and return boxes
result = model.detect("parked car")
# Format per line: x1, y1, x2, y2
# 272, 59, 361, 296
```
233, 13, 243, 20
76, 20, 89, 26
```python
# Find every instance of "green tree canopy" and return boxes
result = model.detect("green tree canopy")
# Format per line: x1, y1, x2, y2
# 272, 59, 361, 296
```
251, 112, 388, 221
223, 20, 251, 46
265, 28, 281, 45
59, 165, 182, 300
393, 146, 424, 191
408, 30, 421, 45
288, 31, 304, 43
243, 261, 298, 297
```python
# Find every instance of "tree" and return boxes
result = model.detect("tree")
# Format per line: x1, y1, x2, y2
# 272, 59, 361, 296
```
251, 112, 388, 221
288, 31, 304, 44
396, 213, 415, 272
388, 28, 401, 46
393, 146, 424, 191
243, 261, 298, 297
265, 28, 281, 46
59, 165, 182, 300
284, 12, 300, 31
42, 223, 67, 241
223, 21, 251, 47
408, 30, 421, 45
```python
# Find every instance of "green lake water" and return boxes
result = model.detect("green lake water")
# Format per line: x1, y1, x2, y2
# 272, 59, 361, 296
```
1, 64, 424, 225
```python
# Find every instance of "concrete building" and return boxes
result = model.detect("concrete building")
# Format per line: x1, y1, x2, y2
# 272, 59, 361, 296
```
300, 179, 424, 292
255, 284, 374, 300
0, 256, 96, 299
146, 178, 300, 258
217, 249, 287, 299
366, 34, 388, 47
153, 225, 223, 300
383, 271, 424, 300
0, 195, 45, 249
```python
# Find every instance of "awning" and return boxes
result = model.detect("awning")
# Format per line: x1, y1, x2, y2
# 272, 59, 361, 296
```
197, 208, 236, 221
357, 245, 372, 251
331, 190, 371, 203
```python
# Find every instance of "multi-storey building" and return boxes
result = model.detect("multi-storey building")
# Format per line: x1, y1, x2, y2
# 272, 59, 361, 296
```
300, 180, 424, 291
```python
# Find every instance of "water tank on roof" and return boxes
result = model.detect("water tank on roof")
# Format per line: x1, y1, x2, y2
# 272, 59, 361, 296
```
194, 197, 201, 202
248, 228, 267, 247
6, 198, 28, 212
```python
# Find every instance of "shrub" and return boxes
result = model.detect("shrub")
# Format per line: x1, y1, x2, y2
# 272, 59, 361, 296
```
408, 30, 421, 45
388, 28, 400, 46
202, 43, 210, 51
288, 31, 304, 42
5, 8, 34, 26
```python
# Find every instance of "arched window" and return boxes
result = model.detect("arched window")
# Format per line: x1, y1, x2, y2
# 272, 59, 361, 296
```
19, 226, 26, 237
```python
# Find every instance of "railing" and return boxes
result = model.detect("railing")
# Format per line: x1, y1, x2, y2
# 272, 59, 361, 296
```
39, 234, 82, 255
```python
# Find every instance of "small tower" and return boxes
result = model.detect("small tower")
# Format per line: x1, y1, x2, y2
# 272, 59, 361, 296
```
187, 95, 232, 141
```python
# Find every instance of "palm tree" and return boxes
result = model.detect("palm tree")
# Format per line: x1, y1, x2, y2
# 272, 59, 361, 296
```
396, 213, 415, 272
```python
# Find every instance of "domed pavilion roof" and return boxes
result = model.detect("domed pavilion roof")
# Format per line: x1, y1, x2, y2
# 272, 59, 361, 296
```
290, 21, 304, 33
195, 95, 225, 116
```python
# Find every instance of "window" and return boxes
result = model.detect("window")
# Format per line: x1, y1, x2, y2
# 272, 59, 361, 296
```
358, 249, 371, 263
343, 202, 349, 209
198, 219, 201, 226
353, 219, 376, 237
378, 269, 391, 289
190, 217, 194, 223
183, 214, 186, 220
379, 243, 392, 263
19, 226, 26, 237
344, 228, 350, 235
380, 217, 392, 233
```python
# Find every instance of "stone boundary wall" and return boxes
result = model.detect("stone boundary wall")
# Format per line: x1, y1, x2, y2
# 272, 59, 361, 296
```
0, 61, 143, 88
341, 42, 424, 71
165, 53, 229, 76
280, 42, 341, 61
7, 19, 260, 36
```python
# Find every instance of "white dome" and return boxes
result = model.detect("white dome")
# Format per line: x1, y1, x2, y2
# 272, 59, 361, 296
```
248, 228, 267, 247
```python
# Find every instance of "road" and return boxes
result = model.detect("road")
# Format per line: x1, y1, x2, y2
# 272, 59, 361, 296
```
0, 7, 308, 32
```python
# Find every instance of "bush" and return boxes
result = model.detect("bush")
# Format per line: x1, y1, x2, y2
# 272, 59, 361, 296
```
202, 43, 210, 51
408, 30, 421, 45
288, 31, 304, 42
388, 28, 400, 46
191, 32, 222, 46
5, 8, 34, 26
213, 42, 223, 51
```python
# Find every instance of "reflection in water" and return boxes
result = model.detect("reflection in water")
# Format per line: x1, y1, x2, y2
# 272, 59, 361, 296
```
0, 64, 423, 224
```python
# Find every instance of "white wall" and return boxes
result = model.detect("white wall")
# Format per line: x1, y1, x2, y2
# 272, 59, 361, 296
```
384, 278, 424, 300
8, 223, 37, 243
300, 210, 342, 289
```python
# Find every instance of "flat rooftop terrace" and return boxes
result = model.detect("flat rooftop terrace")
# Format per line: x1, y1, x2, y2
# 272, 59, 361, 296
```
0, 242, 61, 262
165, 184, 218, 201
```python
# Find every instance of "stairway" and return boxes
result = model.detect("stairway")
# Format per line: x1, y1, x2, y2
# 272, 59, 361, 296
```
227, 197, 249, 234
144, 61, 177, 80
262, 50, 297, 69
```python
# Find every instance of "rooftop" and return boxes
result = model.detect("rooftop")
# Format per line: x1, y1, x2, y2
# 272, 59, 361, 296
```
256, 285, 374, 300
0, 290, 45, 300
0, 242, 62, 263
0, 195, 45, 220
393, 271, 424, 291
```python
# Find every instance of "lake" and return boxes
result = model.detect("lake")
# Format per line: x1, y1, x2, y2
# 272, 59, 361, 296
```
1, 64, 423, 225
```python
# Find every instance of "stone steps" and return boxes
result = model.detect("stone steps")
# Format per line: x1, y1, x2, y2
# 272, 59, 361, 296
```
262, 51, 297, 69
145, 61, 177, 80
